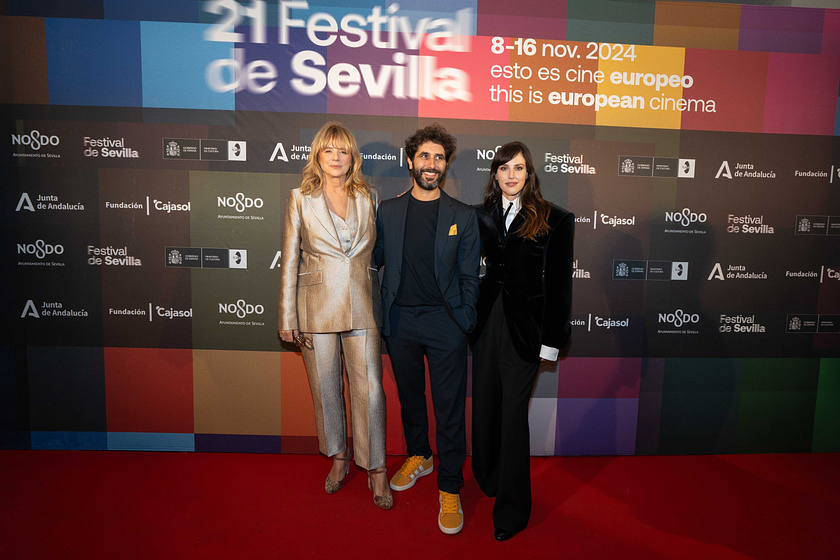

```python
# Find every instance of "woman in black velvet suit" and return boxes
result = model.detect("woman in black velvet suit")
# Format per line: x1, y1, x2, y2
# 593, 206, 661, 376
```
471, 141, 574, 541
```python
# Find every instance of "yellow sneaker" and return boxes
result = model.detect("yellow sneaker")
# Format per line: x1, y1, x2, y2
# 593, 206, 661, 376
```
438, 491, 464, 535
389, 455, 433, 491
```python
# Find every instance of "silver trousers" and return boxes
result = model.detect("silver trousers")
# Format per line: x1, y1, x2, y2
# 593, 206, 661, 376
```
300, 328, 386, 470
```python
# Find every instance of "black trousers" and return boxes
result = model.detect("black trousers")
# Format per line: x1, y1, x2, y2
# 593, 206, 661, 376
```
385, 304, 468, 494
472, 295, 540, 532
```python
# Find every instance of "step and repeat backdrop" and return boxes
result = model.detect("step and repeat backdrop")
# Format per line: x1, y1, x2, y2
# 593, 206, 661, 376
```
2, 0, 839, 456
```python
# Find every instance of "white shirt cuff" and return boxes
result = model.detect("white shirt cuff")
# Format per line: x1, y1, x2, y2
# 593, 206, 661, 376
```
539, 345, 559, 361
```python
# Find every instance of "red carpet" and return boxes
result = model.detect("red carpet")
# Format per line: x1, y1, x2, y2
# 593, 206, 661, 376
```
1, 451, 838, 559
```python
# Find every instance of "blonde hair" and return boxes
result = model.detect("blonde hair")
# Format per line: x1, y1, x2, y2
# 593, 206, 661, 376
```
300, 122, 370, 198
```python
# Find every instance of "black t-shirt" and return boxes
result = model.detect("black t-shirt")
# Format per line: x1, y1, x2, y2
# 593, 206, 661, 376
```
394, 195, 442, 307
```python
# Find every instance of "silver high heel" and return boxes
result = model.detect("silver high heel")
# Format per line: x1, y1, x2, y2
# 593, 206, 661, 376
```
367, 467, 393, 509
325, 450, 352, 494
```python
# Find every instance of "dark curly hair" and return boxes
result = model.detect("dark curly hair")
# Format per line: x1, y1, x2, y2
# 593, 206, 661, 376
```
404, 123, 457, 162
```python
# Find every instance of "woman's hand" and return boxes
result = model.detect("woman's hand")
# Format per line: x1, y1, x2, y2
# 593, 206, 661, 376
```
278, 329, 299, 343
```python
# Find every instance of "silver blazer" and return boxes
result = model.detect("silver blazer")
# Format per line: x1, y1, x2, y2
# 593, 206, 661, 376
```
278, 187, 382, 333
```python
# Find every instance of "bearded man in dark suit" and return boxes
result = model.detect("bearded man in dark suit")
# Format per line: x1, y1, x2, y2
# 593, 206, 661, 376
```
374, 123, 480, 535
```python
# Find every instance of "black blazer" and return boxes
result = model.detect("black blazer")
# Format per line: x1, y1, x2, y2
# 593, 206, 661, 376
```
472, 199, 574, 362
374, 189, 481, 337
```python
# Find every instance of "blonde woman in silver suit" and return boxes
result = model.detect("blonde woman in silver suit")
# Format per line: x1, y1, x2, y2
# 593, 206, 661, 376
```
278, 122, 391, 509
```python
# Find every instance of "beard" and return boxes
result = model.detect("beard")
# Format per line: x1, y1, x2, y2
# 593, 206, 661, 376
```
412, 166, 444, 191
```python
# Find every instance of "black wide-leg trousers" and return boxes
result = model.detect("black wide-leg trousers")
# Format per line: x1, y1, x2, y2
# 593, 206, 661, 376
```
472, 295, 539, 532
385, 304, 468, 494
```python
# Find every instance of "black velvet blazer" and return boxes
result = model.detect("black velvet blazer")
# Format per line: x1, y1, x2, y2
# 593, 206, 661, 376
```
472, 198, 574, 362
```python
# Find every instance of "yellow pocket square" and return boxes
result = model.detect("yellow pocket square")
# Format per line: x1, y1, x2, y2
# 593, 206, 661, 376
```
448, 224, 458, 236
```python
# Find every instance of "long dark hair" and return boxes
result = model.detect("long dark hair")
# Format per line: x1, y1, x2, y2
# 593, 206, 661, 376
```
483, 141, 551, 240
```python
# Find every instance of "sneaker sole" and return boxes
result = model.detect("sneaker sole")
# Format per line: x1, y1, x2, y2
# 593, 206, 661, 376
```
389, 464, 433, 491
438, 517, 463, 535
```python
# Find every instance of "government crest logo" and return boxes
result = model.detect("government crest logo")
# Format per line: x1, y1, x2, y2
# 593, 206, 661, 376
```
168, 249, 183, 266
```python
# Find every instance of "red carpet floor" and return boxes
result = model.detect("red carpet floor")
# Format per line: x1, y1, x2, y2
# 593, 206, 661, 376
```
1, 451, 838, 559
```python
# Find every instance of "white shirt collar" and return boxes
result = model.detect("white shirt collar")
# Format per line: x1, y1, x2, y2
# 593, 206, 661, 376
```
501, 195, 521, 214
502, 195, 521, 232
